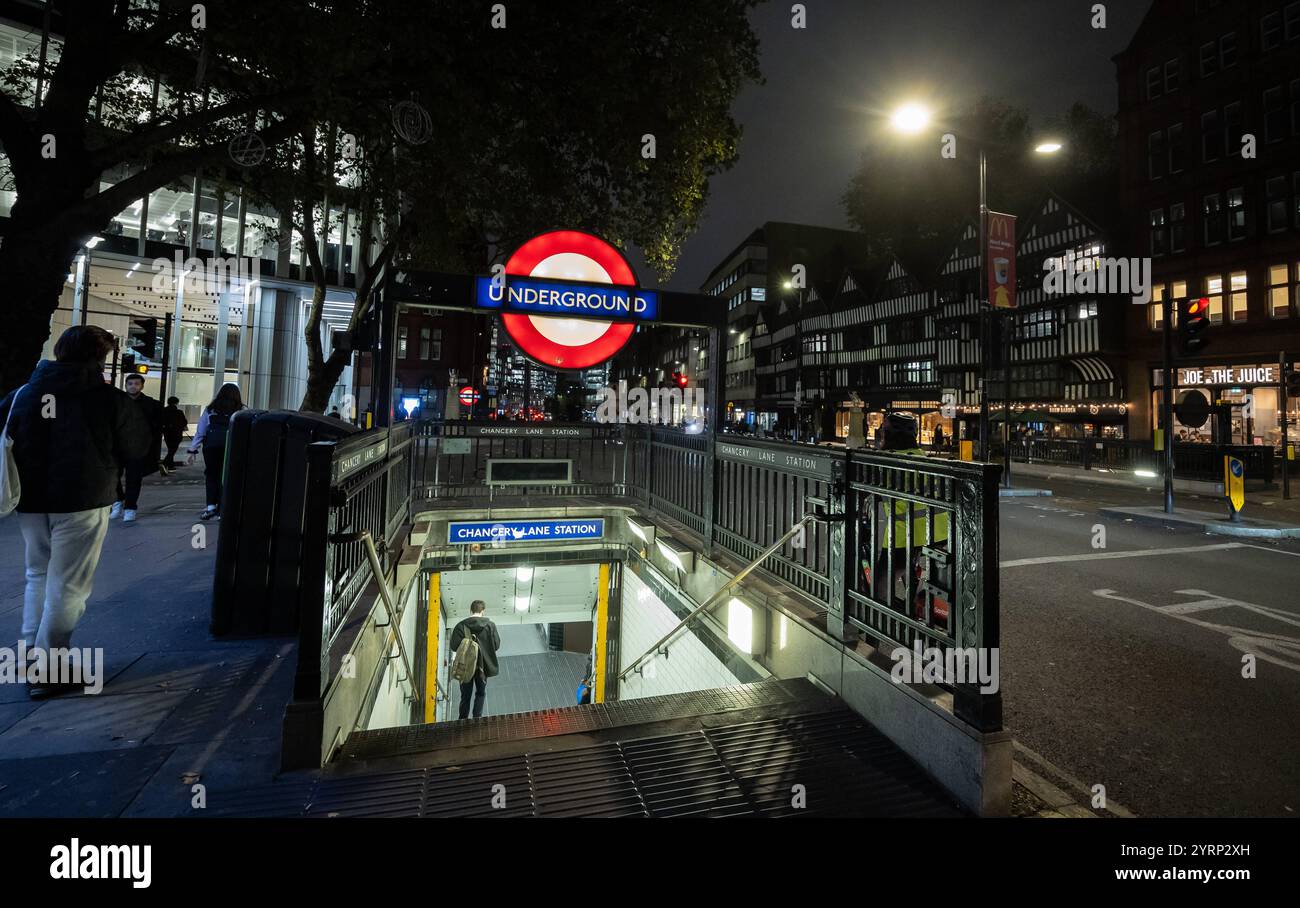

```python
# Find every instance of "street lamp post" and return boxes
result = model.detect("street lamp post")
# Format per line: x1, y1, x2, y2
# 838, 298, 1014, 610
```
887, 105, 1063, 468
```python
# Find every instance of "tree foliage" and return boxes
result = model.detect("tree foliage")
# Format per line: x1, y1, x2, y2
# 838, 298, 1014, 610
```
0, 0, 762, 396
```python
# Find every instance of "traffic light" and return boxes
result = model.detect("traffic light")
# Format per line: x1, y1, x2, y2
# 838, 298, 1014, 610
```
121, 352, 136, 375
1178, 297, 1211, 356
1286, 364, 1300, 399
127, 317, 157, 360
672, 370, 688, 388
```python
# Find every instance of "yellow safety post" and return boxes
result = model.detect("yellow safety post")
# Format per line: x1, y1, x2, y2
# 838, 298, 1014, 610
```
593, 563, 610, 703
425, 572, 441, 723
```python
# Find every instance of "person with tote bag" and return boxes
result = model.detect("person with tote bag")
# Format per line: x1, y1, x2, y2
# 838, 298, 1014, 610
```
0, 326, 150, 698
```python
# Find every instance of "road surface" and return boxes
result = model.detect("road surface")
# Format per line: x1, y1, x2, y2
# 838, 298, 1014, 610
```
999, 474, 1300, 817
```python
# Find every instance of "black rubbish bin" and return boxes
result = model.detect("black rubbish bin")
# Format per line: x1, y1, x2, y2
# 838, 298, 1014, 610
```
211, 410, 360, 636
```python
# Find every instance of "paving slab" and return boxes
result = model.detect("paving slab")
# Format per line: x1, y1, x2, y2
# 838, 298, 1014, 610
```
0, 747, 173, 818
0, 691, 190, 758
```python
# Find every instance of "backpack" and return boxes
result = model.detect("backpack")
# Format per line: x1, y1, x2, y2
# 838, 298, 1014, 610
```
205, 410, 232, 448
449, 627, 480, 684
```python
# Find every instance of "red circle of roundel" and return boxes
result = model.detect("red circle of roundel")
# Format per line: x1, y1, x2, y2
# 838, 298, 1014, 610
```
500, 230, 639, 370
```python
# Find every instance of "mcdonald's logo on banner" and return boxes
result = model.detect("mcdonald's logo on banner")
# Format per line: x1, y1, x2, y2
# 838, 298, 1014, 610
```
986, 211, 1017, 309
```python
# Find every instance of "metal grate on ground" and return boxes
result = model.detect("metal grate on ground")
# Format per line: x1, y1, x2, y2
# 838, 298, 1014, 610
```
337, 678, 824, 762
209, 687, 965, 818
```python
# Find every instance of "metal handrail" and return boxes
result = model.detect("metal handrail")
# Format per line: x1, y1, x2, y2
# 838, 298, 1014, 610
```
617, 515, 816, 682
331, 529, 421, 706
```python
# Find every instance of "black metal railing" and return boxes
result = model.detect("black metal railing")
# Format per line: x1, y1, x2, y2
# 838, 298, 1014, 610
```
409, 419, 1002, 729
411, 421, 627, 499
294, 425, 414, 706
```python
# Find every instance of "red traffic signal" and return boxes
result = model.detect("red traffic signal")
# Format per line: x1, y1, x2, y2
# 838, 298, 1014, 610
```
671, 371, 688, 388
1178, 297, 1211, 356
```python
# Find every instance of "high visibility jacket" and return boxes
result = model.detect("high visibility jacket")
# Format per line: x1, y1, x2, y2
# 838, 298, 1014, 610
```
883, 448, 949, 546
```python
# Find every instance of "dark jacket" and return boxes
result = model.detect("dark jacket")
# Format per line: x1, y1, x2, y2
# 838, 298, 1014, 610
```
126, 391, 163, 471
449, 615, 501, 678
0, 360, 151, 513
162, 404, 188, 439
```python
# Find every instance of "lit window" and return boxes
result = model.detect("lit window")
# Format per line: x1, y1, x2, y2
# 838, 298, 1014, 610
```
1229, 271, 1248, 322
397, 326, 408, 358
1268, 264, 1291, 318
1150, 284, 1166, 330
1204, 276, 1224, 324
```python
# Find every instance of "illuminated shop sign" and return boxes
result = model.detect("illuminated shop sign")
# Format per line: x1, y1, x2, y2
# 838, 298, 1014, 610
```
1177, 365, 1278, 387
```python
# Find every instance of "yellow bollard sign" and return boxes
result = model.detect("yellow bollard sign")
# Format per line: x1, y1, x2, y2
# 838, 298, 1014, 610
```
959, 440, 974, 462
1224, 455, 1245, 515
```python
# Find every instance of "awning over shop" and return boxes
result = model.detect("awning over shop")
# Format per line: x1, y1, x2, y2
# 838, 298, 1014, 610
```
1065, 356, 1117, 400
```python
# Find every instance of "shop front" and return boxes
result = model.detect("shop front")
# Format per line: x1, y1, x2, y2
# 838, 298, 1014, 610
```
1152, 361, 1293, 448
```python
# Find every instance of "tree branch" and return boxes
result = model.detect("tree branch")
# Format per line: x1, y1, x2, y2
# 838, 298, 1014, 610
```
64, 114, 304, 232
88, 90, 303, 170
0, 89, 36, 183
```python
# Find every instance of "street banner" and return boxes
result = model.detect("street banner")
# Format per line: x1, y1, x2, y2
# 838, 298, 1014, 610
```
986, 211, 1017, 309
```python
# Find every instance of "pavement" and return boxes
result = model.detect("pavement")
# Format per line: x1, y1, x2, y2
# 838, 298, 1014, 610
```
0, 468, 297, 818
998, 472, 1300, 817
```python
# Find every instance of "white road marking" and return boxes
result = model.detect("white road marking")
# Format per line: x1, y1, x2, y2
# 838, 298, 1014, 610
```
1092, 588, 1300, 673
1242, 544, 1300, 558
1001, 542, 1244, 569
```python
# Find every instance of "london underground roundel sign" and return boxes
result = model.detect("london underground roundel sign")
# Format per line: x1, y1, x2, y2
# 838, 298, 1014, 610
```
473, 230, 658, 370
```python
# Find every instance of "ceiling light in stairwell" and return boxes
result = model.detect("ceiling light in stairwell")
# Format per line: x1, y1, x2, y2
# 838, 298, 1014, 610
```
655, 535, 695, 573
515, 595, 530, 612
626, 515, 657, 546
516, 566, 533, 583
727, 598, 765, 655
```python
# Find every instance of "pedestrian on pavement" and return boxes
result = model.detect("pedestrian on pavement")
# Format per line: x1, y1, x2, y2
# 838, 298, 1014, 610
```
448, 600, 501, 719
112, 373, 162, 522
0, 326, 150, 696
161, 396, 188, 470
186, 382, 244, 521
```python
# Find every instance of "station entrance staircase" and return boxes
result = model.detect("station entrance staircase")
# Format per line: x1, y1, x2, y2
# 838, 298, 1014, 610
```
216, 678, 964, 817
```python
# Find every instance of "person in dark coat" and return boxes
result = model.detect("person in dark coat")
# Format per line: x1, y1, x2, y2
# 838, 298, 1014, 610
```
161, 396, 188, 470
112, 372, 163, 522
186, 382, 244, 520
448, 600, 501, 719
0, 326, 150, 696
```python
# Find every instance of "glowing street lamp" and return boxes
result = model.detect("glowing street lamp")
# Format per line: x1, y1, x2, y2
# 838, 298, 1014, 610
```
1035, 141, 1064, 154
890, 102, 932, 135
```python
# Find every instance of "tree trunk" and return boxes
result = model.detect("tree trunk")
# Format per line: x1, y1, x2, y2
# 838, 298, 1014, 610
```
300, 347, 349, 413
0, 224, 86, 395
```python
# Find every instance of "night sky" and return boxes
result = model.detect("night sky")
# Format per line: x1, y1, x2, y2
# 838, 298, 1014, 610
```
635, 0, 1150, 291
